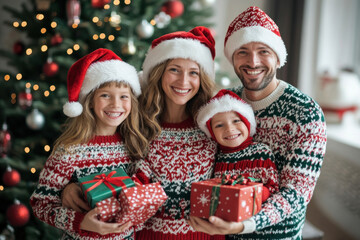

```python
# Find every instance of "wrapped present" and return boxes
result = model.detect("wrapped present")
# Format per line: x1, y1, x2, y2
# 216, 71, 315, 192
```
79, 168, 135, 208
114, 182, 167, 225
96, 197, 120, 222
190, 174, 263, 222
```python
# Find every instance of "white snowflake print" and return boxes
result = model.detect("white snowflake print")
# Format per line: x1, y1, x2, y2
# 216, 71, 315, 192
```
197, 193, 210, 206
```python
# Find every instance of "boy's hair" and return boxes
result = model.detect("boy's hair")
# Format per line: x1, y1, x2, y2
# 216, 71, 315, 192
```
139, 60, 214, 141
52, 81, 148, 160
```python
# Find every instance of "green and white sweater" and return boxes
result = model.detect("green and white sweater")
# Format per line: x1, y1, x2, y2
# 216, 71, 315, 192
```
30, 133, 135, 240
229, 81, 327, 240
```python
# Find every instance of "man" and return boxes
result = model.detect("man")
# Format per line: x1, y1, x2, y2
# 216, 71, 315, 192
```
188, 6, 327, 240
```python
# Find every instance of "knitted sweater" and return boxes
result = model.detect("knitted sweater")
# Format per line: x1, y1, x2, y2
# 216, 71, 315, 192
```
213, 141, 279, 195
30, 133, 135, 240
228, 81, 327, 240
135, 118, 224, 240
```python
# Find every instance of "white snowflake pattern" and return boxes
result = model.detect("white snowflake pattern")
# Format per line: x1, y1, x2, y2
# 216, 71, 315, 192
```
197, 193, 210, 206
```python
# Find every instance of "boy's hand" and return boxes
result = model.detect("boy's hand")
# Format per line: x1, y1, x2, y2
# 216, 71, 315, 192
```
187, 216, 244, 235
61, 183, 91, 212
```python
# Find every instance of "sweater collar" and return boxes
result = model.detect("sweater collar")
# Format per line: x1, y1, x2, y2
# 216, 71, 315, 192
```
88, 132, 121, 145
219, 136, 253, 153
161, 117, 195, 129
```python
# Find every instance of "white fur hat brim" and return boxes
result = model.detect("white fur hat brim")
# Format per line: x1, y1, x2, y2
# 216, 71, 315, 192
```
142, 38, 215, 84
224, 26, 287, 67
197, 94, 256, 137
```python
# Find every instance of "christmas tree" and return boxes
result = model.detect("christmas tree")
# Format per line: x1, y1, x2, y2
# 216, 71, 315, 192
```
0, 0, 214, 239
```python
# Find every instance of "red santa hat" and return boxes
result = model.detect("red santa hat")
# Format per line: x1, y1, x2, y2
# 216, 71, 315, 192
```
141, 26, 215, 84
63, 48, 141, 117
196, 89, 256, 139
224, 6, 287, 67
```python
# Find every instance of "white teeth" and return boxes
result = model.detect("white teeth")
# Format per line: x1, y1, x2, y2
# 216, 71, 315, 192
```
225, 134, 240, 140
106, 112, 122, 117
173, 88, 189, 94
247, 70, 262, 75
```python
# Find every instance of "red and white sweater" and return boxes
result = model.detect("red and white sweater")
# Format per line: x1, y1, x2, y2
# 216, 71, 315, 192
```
134, 118, 224, 240
30, 133, 135, 240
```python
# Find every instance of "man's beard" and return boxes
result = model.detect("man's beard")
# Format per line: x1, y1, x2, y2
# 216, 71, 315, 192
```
235, 66, 276, 91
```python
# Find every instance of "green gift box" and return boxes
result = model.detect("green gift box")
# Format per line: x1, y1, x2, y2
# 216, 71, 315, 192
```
79, 168, 135, 208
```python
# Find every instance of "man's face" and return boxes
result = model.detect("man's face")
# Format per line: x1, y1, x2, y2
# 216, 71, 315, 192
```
232, 42, 279, 91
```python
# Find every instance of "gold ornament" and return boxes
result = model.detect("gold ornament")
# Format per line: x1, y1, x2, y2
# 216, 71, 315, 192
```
121, 39, 136, 55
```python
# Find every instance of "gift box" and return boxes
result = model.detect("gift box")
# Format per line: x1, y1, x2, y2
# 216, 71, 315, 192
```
96, 197, 120, 222
79, 168, 135, 208
190, 175, 263, 222
114, 182, 167, 225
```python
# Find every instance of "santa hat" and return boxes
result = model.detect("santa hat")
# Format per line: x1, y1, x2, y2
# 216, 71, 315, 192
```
141, 26, 215, 84
224, 6, 287, 67
63, 48, 141, 117
197, 89, 256, 139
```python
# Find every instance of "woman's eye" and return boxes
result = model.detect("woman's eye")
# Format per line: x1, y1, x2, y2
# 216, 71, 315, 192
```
190, 71, 199, 76
169, 68, 179, 72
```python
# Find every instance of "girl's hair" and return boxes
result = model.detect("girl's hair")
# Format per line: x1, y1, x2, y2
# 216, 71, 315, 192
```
139, 59, 215, 141
52, 81, 148, 160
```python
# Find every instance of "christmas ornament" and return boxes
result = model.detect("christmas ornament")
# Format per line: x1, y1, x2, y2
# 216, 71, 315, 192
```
0, 123, 11, 158
18, 88, 33, 110
109, 11, 121, 27
136, 20, 154, 39
26, 109, 45, 130
154, 12, 171, 29
43, 58, 59, 77
13, 41, 25, 55
50, 33, 63, 46
161, 0, 184, 18
0, 225, 15, 240
36, 0, 51, 11
220, 76, 230, 87
91, 0, 110, 8
199, 0, 216, 7
66, 0, 81, 26
2, 166, 20, 187
121, 39, 136, 56
6, 200, 30, 227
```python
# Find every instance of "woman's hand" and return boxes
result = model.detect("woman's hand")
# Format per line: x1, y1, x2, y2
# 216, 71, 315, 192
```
80, 208, 132, 235
61, 183, 91, 212
187, 216, 244, 235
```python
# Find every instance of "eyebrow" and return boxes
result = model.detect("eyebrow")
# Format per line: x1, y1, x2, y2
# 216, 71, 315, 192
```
168, 64, 199, 70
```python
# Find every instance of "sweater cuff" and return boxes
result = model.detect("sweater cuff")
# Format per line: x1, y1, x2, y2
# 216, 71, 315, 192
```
242, 218, 256, 234
73, 212, 86, 233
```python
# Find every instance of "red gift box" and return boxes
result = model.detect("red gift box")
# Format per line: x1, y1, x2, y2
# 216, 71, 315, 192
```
96, 182, 167, 225
190, 177, 263, 222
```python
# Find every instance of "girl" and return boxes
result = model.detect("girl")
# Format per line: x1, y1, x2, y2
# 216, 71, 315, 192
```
30, 48, 147, 240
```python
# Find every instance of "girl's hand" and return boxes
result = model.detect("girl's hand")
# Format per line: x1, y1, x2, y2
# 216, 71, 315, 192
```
61, 183, 91, 212
187, 216, 244, 235
80, 208, 132, 235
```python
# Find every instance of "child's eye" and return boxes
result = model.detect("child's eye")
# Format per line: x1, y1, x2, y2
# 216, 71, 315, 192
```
100, 93, 110, 98
120, 94, 129, 99
214, 124, 223, 128
190, 71, 199, 76
233, 119, 241, 123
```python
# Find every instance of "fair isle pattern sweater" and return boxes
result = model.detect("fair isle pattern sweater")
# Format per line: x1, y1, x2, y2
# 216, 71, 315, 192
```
30, 133, 135, 240
135, 118, 224, 240
213, 142, 279, 195
228, 81, 327, 240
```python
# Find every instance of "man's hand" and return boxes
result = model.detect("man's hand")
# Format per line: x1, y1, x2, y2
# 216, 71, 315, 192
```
61, 183, 91, 212
187, 216, 244, 235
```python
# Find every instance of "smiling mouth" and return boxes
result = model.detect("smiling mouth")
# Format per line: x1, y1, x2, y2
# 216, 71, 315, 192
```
173, 87, 190, 94
225, 134, 241, 140
105, 112, 123, 118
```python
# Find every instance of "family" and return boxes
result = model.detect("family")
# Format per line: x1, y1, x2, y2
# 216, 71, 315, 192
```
30, 6, 327, 240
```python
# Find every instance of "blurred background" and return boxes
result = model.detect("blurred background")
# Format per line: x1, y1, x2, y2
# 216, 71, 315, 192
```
0, 0, 359, 239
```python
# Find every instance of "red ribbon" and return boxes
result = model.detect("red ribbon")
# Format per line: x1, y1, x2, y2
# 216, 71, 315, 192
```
83, 171, 130, 200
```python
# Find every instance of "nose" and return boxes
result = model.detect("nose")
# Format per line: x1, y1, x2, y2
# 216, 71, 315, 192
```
247, 52, 260, 68
111, 97, 121, 107
224, 123, 234, 132
178, 71, 190, 85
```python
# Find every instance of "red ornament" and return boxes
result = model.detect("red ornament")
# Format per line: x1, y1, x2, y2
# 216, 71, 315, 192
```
43, 59, 59, 77
18, 88, 33, 110
50, 33, 63, 46
0, 123, 11, 158
91, 0, 110, 8
161, 0, 184, 18
66, 0, 81, 26
3, 167, 20, 187
6, 201, 30, 227
13, 41, 25, 55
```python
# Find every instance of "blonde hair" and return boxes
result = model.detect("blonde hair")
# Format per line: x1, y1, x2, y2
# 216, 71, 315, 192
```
139, 60, 215, 141
52, 81, 148, 160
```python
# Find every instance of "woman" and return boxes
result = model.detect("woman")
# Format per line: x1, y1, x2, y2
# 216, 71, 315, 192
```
134, 26, 223, 240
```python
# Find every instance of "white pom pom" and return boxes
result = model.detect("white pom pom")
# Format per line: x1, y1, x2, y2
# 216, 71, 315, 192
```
63, 101, 83, 117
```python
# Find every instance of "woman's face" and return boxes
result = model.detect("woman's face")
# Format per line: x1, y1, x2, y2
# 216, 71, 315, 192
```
161, 58, 200, 108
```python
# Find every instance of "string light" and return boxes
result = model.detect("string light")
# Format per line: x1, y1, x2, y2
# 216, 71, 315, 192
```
4, 75, 10, 81
0, 185, 4, 191
44, 145, 50, 152
44, 90, 50, 97
33, 84, 39, 91
113, 0, 120, 5
24, 147, 30, 153
41, 27, 47, 34
72, 23, 78, 29
49, 85, 56, 91
67, 48, 73, 55
150, 19, 156, 25
108, 35, 115, 41
115, 26, 121, 31
30, 168, 36, 174
11, 99, 16, 104
11, 93, 16, 100
36, 14, 44, 20
93, 34, 99, 40
41, 45, 48, 52
73, 44, 80, 51
124, 0, 131, 5
25, 82, 31, 88
92, 16, 99, 23
16, 73, 22, 80
51, 21, 57, 28
26, 48, 32, 55
104, 4, 110, 9
99, 33, 106, 39
13, 22, 19, 27
21, 21, 27, 27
